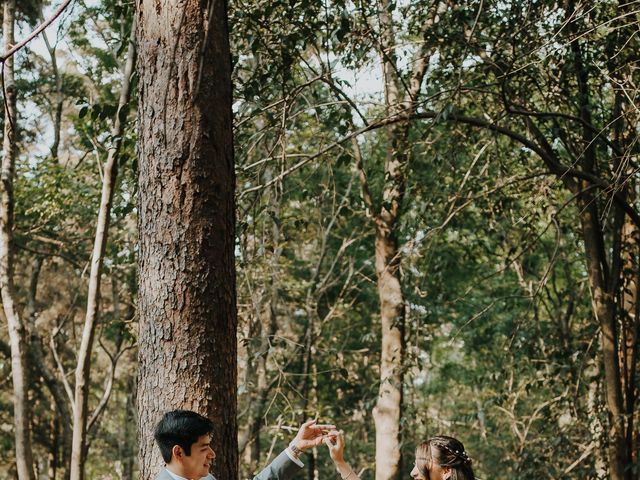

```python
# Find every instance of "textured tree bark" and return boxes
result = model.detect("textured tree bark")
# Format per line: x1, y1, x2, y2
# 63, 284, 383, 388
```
0, 2, 36, 479
68, 26, 136, 480
135, 1, 237, 479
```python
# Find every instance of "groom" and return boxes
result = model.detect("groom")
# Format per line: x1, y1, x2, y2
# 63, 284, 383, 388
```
154, 410, 334, 480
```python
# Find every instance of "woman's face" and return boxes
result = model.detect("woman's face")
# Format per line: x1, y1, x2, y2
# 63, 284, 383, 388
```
410, 460, 428, 480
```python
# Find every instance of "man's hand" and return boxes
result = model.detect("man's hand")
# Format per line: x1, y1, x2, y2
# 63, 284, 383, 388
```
291, 419, 336, 452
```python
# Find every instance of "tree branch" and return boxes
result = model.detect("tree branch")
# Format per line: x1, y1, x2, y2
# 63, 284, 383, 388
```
0, 0, 74, 62
241, 109, 640, 227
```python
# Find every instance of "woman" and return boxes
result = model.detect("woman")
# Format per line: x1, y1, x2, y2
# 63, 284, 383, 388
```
324, 431, 475, 480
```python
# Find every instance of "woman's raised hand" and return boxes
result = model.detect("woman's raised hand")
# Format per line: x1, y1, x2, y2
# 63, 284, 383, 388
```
324, 431, 360, 480
324, 430, 345, 464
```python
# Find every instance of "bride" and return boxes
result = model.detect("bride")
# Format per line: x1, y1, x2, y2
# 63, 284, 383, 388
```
324, 431, 475, 480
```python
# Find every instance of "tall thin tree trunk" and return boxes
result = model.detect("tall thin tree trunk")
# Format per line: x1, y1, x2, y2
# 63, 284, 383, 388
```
620, 214, 638, 472
24, 256, 72, 480
135, 1, 237, 479
0, 2, 36, 479
372, 4, 406, 477
69, 27, 136, 480
121, 375, 136, 480
48, 410, 59, 480
368, 3, 441, 476
576, 190, 628, 480
372, 220, 405, 480
239, 172, 281, 472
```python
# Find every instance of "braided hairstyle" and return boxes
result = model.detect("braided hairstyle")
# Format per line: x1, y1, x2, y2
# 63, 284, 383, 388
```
415, 435, 475, 480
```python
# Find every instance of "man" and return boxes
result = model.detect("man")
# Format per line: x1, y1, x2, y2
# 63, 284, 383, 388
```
154, 410, 334, 480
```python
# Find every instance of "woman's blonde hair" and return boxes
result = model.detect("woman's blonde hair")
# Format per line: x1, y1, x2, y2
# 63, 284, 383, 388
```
415, 435, 475, 480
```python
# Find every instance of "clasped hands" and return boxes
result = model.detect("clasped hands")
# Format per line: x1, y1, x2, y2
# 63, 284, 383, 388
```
289, 419, 345, 461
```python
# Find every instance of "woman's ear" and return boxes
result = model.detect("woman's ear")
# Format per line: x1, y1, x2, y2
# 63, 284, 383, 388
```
442, 466, 452, 480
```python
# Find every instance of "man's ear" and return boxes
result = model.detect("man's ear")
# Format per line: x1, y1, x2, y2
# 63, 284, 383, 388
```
172, 445, 185, 461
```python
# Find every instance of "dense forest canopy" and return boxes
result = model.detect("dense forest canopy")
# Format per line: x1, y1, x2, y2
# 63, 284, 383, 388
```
0, 1, 638, 479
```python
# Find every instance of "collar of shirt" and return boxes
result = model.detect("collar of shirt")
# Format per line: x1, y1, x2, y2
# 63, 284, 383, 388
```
165, 468, 187, 480
165, 468, 213, 480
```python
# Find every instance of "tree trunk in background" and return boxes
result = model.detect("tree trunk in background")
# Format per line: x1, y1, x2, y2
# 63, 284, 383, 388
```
564, 4, 632, 474
69, 26, 136, 480
587, 369, 607, 479
121, 375, 136, 480
368, 2, 442, 476
578, 198, 627, 480
135, 1, 237, 479
25, 255, 72, 480
239, 172, 281, 474
372, 217, 405, 480
620, 213, 638, 471
0, 2, 36, 479
372, 4, 405, 478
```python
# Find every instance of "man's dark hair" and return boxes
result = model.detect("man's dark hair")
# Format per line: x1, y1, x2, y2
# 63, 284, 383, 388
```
154, 410, 214, 463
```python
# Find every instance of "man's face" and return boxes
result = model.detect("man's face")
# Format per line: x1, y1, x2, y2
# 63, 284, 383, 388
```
181, 434, 215, 479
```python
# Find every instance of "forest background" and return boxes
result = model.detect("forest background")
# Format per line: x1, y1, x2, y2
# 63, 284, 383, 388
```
0, 0, 639, 479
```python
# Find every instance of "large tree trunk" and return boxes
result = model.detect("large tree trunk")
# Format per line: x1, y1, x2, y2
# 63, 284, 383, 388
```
608, 18, 639, 471
135, 1, 237, 479
0, 2, 36, 479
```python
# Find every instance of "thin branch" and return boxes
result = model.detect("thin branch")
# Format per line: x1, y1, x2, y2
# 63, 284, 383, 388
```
0, 0, 74, 61
240, 110, 640, 228
50, 331, 75, 408
87, 341, 136, 433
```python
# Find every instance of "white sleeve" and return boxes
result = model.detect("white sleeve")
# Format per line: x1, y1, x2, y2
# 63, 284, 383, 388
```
284, 448, 305, 468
